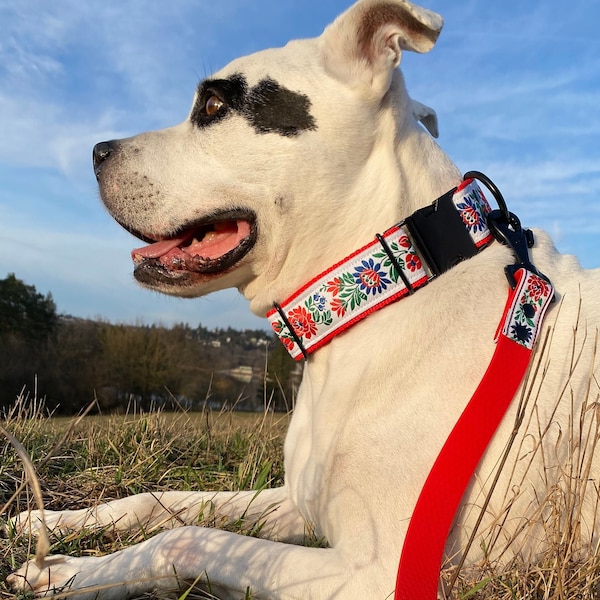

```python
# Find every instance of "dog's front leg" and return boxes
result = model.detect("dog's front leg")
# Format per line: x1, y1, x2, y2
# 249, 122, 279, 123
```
10, 487, 307, 543
9, 526, 361, 600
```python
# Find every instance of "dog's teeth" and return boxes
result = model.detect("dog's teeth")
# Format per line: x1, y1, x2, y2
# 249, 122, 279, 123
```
189, 232, 215, 247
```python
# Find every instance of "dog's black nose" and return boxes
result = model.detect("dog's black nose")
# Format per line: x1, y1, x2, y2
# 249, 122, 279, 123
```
93, 140, 117, 174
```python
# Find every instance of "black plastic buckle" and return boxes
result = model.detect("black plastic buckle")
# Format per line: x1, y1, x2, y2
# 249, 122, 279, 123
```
403, 188, 480, 278
463, 171, 552, 292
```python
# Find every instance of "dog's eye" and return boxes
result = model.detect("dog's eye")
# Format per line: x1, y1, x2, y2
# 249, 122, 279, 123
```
205, 95, 224, 116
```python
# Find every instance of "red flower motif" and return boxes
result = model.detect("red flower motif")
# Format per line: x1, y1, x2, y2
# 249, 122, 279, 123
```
331, 298, 346, 317
282, 336, 295, 352
398, 235, 411, 249
405, 253, 422, 272
288, 306, 318, 339
461, 206, 480, 227
326, 277, 342, 296
527, 276, 550, 302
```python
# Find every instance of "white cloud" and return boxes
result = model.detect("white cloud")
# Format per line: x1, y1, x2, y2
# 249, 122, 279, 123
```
0, 1, 245, 176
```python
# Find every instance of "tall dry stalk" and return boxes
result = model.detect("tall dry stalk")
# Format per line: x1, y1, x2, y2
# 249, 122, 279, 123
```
443, 318, 600, 599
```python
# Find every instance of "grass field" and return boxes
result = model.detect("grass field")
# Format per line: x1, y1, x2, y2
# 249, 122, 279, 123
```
0, 396, 288, 599
2, 388, 600, 599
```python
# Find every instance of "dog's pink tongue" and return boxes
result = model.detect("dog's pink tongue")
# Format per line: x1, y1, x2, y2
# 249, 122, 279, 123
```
131, 220, 252, 262
131, 231, 195, 260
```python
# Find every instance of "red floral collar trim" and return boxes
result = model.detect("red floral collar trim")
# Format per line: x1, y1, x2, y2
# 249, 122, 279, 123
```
267, 178, 493, 360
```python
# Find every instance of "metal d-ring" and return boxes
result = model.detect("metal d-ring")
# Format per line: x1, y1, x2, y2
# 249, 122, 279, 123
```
465, 171, 551, 291
464, 170, 532, 244
463, 170, 512, 227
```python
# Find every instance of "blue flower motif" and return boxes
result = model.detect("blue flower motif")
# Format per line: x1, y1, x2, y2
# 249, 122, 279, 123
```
312, 293, 327, 311
457, 193, 486, 233
353, 259, 391, 295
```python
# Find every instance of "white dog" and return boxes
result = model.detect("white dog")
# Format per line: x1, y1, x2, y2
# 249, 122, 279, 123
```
9, 0, 600, 598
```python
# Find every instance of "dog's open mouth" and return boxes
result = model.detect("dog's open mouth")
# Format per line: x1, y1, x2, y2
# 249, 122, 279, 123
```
129, 210, 257, 285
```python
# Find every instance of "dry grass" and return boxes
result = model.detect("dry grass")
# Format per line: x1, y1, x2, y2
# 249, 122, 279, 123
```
0, 395, 287, 599
440, 325, 600, 600
2, 327, 600, 600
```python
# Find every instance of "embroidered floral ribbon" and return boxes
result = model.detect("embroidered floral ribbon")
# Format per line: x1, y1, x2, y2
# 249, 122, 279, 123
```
497, 268, 554, 349
268, 178, 492, 360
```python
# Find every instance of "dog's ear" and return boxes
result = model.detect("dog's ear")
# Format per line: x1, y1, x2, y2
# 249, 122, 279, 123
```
411, 99, 439, 138
321, 0, 443, 96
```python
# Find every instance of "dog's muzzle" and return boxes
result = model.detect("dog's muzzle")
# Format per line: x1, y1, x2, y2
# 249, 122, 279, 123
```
92, 138, 258, 294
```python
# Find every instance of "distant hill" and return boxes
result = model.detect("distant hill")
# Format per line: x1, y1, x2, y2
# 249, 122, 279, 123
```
0, 274, 297, 415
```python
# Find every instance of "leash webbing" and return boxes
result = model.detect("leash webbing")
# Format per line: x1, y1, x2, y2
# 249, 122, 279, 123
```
394, 267, 554, 600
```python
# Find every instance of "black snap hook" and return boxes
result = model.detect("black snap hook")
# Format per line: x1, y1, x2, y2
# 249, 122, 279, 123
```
463, 171, 552, 294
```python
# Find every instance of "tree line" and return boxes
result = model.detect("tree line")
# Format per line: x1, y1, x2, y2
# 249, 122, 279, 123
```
0, 274, 298, 415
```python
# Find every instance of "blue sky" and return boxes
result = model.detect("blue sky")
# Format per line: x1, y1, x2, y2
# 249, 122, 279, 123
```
1, 0, 599, 331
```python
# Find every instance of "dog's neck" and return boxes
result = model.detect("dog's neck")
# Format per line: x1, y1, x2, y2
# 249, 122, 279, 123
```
265, 75, 493, 360
244, 74, 461, 316
390, 75, 462, 213
268, 177, 493, 360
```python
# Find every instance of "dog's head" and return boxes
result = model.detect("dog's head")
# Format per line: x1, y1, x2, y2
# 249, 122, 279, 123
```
94, 0, 444, 314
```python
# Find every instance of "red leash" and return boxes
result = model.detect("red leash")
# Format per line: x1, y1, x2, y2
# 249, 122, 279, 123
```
394, 262, 554, 598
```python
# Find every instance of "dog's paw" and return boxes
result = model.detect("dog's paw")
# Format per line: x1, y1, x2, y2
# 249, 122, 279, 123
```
7, 510, 43, 537
9, 510, 53, 537
8, 555, 80, 596
8, 554, 118, 599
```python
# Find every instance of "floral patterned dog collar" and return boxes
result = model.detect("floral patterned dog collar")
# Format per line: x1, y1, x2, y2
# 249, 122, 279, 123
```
267, 178, 493, 360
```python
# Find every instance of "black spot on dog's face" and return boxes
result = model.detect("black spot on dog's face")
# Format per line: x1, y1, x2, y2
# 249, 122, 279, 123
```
190, 74, 317, 137
245, 78, 316, 136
